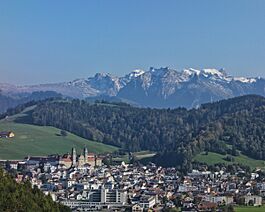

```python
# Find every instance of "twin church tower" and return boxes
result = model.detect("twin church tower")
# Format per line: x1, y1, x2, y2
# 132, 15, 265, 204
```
59, 147, 102, 169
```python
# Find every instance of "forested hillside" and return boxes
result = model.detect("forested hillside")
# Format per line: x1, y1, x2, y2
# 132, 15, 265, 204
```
0, 169, 70, 211
5, 95, 265, 167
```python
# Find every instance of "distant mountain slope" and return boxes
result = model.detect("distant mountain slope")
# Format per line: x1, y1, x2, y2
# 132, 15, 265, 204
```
1, 67, 265, 108
117, 67, 265, 108
0, 91, 62, 113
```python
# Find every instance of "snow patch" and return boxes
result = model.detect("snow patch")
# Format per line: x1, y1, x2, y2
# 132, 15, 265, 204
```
233, 77, 256, 83
129, 69, 145, 78
183, 68, 201, 76
202, 69, 224, 77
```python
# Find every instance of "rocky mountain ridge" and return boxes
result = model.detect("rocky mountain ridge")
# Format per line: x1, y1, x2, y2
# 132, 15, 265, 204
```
1, 67, 264, 108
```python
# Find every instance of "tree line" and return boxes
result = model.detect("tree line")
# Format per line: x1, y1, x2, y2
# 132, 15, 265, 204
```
5, 95, 265, 168
0, 169, 70, 212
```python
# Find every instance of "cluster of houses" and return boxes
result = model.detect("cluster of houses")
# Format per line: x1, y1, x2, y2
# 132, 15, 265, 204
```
174, 169, 264, 211
2, 149, 265, 211
4, 147, 102, 170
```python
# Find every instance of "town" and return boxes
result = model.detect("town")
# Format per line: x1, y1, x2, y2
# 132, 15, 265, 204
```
1, 147, 265, 211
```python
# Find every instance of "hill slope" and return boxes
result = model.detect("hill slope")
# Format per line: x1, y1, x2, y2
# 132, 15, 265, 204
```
0, 91, 62, 113
12, 95, 265, 169
0, 107, 118, 160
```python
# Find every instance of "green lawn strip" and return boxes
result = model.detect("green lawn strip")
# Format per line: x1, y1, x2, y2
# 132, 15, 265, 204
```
194, 152, 265, 169
235, 205, 265, 212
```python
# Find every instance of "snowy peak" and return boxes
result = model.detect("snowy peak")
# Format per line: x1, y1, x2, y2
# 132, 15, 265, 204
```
129, 69, 145, 77
183, 68, 201, 76
149, 67, 172, 76
93, 72, 115, 80
182, 68, 226, 78
125, 69, 145, 80
202, 68, 227, 77
232, 77, 257, 83
117, 67, 265, 108
180, 68, 257, 83
0, 66, 264, 109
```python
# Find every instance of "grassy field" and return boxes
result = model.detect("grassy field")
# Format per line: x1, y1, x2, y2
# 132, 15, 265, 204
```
113, 151, 156, 163
235, 205, 265, 212
0, 107, 118, 159
113, 154, 130, 163
194, 152, 265, 169
134, 151, 156, 160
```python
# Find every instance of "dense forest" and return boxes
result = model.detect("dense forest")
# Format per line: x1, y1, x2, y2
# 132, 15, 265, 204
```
0, 169, 70, 212
4, 95, 265, 168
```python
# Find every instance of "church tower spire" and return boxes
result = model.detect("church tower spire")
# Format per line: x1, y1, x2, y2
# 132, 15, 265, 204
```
84, 146, 88, 163
72, 147, 77, 167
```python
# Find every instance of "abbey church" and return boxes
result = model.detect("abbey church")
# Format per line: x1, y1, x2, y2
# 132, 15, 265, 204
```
59, 147, 102, 169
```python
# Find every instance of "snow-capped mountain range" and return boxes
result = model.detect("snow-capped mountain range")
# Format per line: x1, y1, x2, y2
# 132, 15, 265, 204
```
1, 67, 265, 108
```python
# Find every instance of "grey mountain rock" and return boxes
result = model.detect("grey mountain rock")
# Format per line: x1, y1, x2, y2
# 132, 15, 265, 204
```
1, 67, 264, 108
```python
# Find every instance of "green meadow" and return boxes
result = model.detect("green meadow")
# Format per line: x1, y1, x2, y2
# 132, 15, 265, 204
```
0, 107, 118, 159
194, 152, 265, 170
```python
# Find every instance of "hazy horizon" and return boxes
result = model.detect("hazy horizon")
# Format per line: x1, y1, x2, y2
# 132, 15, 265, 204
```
1, 0, 265, 85
1, 66, 265, 86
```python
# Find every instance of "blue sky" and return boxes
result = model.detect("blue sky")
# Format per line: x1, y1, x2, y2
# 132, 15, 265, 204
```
0, 0, 265, 85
